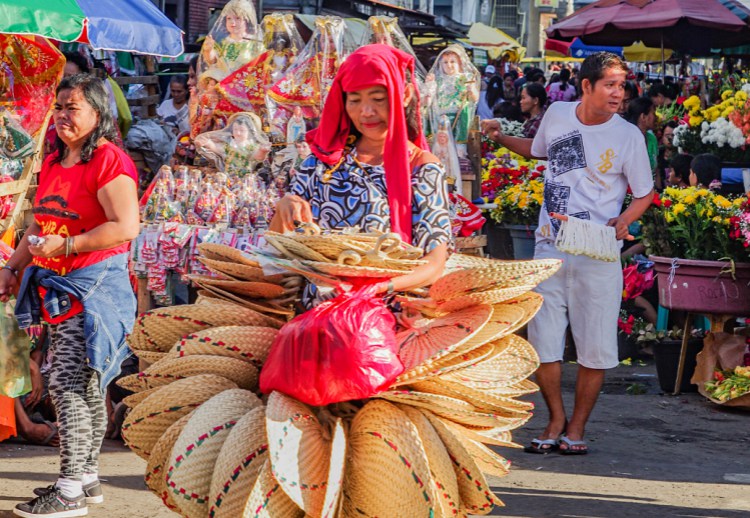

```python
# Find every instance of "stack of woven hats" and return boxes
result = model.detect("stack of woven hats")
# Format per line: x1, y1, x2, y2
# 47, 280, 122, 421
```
121, 232, 561, 517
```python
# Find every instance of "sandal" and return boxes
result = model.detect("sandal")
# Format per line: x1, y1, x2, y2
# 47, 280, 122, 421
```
558, 434, 588, 455
524, 438, 559, 454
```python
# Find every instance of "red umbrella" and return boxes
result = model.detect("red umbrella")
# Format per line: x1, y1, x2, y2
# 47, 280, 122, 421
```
546, 0, 748, 53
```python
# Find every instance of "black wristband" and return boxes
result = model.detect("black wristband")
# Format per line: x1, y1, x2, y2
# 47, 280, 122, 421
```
1, 265, 18, 276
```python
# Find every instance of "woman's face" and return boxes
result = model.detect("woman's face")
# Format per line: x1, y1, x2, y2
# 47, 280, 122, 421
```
504, 76, 513, 89
519, 88, 536, 114
345, 85, 389, 142
225, 13, 248, 39
53, 87, 99, 148
440, 52, 461, 76
641, 106, 656, 130
662, 126, 675, 147
170, 81, 187, 104
619, 92, 632, 116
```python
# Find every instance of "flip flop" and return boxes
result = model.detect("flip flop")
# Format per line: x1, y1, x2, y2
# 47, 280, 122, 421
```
39, 420, 59, 447
524, 438, 559, 454
558, 434, 588, 455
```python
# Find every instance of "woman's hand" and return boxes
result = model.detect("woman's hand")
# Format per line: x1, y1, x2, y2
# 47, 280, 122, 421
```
28, 234, 65, 259
0, 268, 18, 303
481, 118, 504, 144
269, 194, 313, 233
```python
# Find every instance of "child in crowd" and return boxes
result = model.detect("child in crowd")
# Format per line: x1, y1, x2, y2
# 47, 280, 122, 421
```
667, 153, 693, 188
689, 153, 722, 191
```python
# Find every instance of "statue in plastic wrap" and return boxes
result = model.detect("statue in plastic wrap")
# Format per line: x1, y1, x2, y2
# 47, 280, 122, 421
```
362, 16, 426, 81
194, 112, 271, 177
0, 109, 34, 161
217, 13, 304, 118
266, 16, 347, 136
431, 114, 463, 197
424, 44, 480, 158
198, 0, 261, 80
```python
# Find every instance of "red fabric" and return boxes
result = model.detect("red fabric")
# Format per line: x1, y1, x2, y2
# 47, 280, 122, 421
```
33, 142, 138, 276
305, 44, 428, 244
38, 286, 83, 324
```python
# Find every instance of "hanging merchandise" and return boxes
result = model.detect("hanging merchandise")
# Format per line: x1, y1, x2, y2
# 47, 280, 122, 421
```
194, 112, 271, 176
362, 16, 427, 80
217, 13, 304, 120
0, 108, 34, 161
266, 16, 348, 141
424, 44, 480, 158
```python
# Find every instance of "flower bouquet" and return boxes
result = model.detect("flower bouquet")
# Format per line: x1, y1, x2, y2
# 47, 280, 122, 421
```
489, 179, 544, 227
704, 365, 750, 402
481, 145, 546, 204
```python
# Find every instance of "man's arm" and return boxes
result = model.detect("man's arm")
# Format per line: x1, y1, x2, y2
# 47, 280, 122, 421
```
480, 119, 542, 159
607, 189, 654, 240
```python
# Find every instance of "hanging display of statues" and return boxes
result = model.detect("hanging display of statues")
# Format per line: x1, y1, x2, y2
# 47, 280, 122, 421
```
194, 112, 271, 177
430, 114, 463, 196
198, 0, 262, 80
424, 44, 480, 158
216, 13, 304, 119
361, 16, 426, 81
266, 16, 347, 141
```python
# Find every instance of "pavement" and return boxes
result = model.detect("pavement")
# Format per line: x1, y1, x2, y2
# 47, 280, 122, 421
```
1, 360, 749, 518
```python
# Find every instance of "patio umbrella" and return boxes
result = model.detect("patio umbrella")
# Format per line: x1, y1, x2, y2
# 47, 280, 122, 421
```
546, 0, 748, 54
0, 0, 183, 57
467, 22, 526, 61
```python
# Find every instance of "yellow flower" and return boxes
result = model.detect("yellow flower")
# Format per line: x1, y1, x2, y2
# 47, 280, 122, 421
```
721, 90, 733, 101
684, 95, 701, 111
683, 194, 696, 204
672, 203, 687, 216
714, 196, 732, 209
688, 115, 704, 127
696, 188, 709, 197
665, 211, 675, 223
736, 90, 748, 103
734, 197, 748, 207
712, 216, 723, 223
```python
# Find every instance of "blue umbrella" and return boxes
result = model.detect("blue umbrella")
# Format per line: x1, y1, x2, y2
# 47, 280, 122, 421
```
568, 38, 623, 59
0, 0, 184, 57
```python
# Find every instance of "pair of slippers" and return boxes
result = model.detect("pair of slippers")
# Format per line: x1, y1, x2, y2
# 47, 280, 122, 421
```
524, 435, 588, 455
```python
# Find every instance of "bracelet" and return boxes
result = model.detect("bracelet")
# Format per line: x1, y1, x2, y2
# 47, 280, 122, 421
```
1, 265, 18, 276
64, 236, 78, 257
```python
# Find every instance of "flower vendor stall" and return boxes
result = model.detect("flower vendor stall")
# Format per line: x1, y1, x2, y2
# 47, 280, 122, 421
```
641, 186, 750, 395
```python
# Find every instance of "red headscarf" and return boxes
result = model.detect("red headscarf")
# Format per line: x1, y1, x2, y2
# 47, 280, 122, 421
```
306, 44, 428, 244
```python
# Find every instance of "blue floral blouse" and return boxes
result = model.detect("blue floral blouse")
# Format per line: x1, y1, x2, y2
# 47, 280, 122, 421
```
289, 148, 452, 254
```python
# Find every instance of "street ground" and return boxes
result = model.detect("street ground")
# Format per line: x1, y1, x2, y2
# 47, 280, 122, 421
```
1, 361, 748, 518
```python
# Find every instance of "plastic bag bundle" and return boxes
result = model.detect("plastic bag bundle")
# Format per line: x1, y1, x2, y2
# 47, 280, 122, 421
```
554, 216, 619, 262
0, 300, 32, 398
260, 286, 403, 406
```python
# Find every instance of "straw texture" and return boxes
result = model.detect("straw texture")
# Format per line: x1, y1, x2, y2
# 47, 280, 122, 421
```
198, 256, 278, 282
409, 378, 533, 418
171, 326, 278, 368
121, 375, 237, 460
167, 389, 262, 518
397, 304, 493, 371
433, 415, 512, 478
265, 391, 332, 517
421, 409, 503, 515
198, 243, 260, 266
126, 355, 259, 392
208, 406, 268, 518
432, 285, 536, 314
320, 418, 347, 518
198, 284, 294, 318
244, 460, 304, 517
188, 276, 287, 299
300, 260, 406, 278
394, 341, 497, 386
145, 410, 195, 511
396, 405, 460, 518
342, 399, 439, 518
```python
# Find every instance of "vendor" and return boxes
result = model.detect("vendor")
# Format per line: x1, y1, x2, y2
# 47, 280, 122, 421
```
270, 44, 451, 296
157, 75, 190, 136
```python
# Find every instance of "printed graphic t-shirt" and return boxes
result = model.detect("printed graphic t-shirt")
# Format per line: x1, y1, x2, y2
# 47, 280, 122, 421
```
530, 101, 653, 245
33, 142, 138, 275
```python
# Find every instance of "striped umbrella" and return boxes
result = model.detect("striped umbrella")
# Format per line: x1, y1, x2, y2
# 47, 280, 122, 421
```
0, 0, 183, 57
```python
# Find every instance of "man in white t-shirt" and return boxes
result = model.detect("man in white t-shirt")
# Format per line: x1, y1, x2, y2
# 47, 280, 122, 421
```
482, 53, 654, 455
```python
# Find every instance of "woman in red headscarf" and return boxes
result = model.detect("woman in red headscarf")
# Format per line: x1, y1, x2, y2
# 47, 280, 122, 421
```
270, 44, 451, 295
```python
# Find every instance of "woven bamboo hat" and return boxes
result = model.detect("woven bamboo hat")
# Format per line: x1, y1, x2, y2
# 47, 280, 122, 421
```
243, 460, 304, 517
482, 378, 540, 397
198, 256, 278, 282
198, 243, 260, 266
393, 340, 497, 387
342, 399, 439, 518
377, 389, 476, 415
300, 259, 406, 279
120, 355, 259, 393
167, 388, 262, 518
122, 385, 161, 409
397, 304, 493, 371
425, 416, 520, 449
396, 405, 460, 518
265, 232, 330, 262
429, 413, 512, 478
188, 275, 287, 299
420, 409, 503, 515
265, 391, 333, 516
208, 406, 268, 518
320, 418, 347, 518
198, 283, 294, 318
450, 304, 526, 355
431, 284, 537, 315
131, 350, 167, 365
170, 325, 278, 368
128, 301, 282, 353
498, 291, 545, 333
409, 378, 534, 418
429, 259, 561, 302
121, 374, 237, 460
145, 410, 195, 512
439, 335, 539, 390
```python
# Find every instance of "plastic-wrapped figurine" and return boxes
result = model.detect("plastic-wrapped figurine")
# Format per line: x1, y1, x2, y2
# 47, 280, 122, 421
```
424, 44, 480, 157
288, 136, 311, 179
194, 112, 271, 177
431, 114, 463, 196
191, 70, 223, 138
285, 105, 307, 145
362, 16, 426, 80
217, 13, 303, 117
266, 16, 347, 129
0, 108, 34, 160
199, 0, 261, 79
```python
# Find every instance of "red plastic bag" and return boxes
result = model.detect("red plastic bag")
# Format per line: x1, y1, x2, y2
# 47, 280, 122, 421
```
259, 285, 402, 406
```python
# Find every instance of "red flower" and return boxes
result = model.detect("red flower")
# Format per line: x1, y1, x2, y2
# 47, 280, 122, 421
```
663, 199, 672, 208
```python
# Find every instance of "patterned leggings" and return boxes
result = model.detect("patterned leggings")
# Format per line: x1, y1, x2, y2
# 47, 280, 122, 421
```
48, 313, 107, 480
